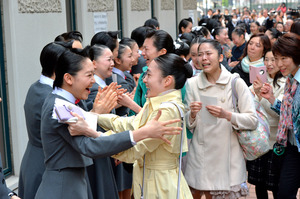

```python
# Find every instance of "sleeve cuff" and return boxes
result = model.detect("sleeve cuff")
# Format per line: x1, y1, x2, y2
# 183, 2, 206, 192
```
129, 130, 137, 146
270, 99, 281, 115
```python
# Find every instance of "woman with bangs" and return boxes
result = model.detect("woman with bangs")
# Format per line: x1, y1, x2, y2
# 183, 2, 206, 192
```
184, 39, 257, 199
259, 33, 300, 199
231, 33, 271, 86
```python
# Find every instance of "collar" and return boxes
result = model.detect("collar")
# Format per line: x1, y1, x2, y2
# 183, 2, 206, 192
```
196, 65, 231, 89
293, 68, 300, 83
39, 75, 54, 87
52, 87, 77, 104
94, 75, 107, 88
147, 89, 182, 110
112, 67, 125, 79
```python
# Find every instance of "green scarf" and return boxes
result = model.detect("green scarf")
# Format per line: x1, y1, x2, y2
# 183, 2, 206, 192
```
241, 56, 264, 73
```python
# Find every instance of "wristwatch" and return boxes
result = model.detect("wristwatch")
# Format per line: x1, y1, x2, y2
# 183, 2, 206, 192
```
8, 191, 17, 198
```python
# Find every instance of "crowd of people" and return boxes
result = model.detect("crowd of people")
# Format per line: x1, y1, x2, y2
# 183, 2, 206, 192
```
1, 3, 300, 199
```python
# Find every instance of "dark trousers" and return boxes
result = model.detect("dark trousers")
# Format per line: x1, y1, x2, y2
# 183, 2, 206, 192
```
278, 143, 300, 199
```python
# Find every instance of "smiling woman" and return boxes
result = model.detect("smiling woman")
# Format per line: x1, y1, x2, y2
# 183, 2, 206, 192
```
95, 53, 193, 198
259, 33, 300, 199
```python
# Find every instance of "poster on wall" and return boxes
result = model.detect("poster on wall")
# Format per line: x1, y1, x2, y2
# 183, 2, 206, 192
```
94, 12, 108, 34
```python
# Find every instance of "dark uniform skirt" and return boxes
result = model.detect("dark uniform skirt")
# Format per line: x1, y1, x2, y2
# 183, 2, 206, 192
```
247, 150, 285, 190
35, 167, 88, 199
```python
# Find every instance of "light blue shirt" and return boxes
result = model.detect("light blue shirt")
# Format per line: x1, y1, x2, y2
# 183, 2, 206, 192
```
94, 75, 107, 89
112, 67, 125, 79
39, 75, 54, 87
52, 87, 76, 104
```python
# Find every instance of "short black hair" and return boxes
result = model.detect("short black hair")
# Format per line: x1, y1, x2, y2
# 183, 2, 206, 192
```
91, 31, 119, 52
40, 42, 68, 77
145, 30, 174, 53
131, 26, 154, 48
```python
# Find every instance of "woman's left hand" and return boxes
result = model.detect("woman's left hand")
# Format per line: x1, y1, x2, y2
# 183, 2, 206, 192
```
92, 83, 118, 114
206, 105, 232, 121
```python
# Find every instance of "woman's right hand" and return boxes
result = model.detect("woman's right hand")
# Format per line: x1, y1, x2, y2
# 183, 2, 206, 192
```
67, 112, 100, 138
190, 101, 202, 119
260, 83, 276, 104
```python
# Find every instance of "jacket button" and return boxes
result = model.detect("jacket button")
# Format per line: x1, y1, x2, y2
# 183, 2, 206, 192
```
221, 98, 225, 103
221, 86, 225, 90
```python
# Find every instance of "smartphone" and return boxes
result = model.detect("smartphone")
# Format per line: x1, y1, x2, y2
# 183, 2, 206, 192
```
249, 65, 267, 84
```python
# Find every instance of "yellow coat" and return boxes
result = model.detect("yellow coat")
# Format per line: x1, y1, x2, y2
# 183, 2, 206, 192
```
98, 89, 193, 199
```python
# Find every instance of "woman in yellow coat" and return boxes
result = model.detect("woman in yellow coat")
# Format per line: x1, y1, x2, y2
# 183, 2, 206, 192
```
97, 53, 193, 199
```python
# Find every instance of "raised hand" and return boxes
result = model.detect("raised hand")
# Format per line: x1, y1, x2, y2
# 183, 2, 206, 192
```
190, 101, 202, 119
92, 83, 119, 114
136, 110, 182, 144
253, 75, 263, 98
260, 83, 275, 104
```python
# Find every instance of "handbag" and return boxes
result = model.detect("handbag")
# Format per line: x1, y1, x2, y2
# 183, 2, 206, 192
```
231, 76, 270, 161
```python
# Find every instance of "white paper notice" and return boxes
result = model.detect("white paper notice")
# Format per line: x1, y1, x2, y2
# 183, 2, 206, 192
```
188, 10, 195, 24
94, 12, 107, 34
200, 95, 218, 125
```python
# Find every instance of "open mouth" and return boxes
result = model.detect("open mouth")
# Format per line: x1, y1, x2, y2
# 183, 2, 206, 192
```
202, 63, 210, 68
86, 88, 91, 94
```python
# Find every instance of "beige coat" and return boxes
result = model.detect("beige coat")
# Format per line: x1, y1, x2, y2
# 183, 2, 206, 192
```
184, 66, 258, 191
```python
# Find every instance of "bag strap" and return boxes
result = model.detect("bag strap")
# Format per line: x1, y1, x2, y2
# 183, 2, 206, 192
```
162, 101, 184, 199
231, 76, 239, 112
